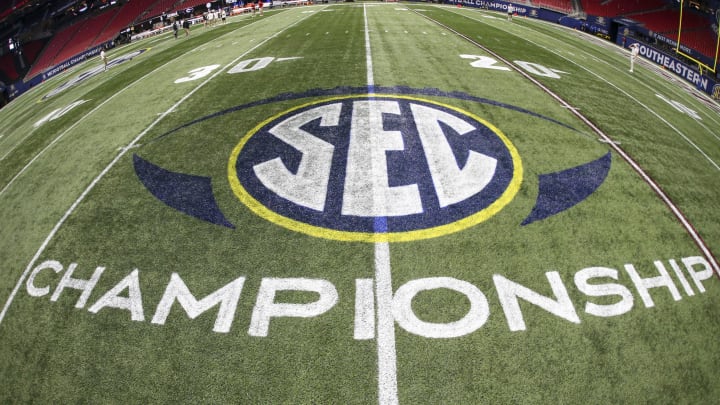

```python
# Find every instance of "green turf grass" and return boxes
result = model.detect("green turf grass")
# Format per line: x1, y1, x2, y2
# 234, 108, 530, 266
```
0, 3, 719, 403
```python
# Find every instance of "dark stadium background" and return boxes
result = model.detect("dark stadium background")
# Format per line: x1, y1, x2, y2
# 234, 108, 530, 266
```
1, 0, 719, 107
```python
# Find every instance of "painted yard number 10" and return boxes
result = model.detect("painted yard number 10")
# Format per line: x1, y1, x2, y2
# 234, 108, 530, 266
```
461, 54, 568, 79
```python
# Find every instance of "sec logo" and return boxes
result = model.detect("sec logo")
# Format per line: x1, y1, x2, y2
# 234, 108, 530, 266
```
228, 95, 523, 242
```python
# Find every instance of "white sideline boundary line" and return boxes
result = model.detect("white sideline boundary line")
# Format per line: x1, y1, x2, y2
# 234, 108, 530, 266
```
364, 5, 399, 405
429, 8, 720, 275
0, 9, 320, 325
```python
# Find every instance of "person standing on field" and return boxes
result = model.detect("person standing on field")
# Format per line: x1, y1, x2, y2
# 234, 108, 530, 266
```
507, 4, 514, 21
100, 48, 108, 71
629, 43, 640, 73
183, 18, 190, 36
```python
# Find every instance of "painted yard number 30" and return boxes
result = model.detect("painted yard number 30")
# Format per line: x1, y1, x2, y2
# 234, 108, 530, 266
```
174, 57, 296, 83
461, 55, 568, 79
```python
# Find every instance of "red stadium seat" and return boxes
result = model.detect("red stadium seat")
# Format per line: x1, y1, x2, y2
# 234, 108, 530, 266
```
580, 0, 667, 17
530, 0, 574, 13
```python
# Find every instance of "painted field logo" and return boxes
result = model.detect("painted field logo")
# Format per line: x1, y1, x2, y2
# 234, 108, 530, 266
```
228, 95, 522, 242
135, 86, 611, 241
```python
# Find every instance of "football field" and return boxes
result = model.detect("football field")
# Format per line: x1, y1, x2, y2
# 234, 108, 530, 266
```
1, 3, 720, 402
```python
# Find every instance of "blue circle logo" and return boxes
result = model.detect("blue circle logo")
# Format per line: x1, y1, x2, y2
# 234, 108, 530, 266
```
228, 95, 523, 242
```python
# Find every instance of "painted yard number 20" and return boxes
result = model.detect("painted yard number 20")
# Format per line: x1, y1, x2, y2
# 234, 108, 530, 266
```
461, 55, 568, 79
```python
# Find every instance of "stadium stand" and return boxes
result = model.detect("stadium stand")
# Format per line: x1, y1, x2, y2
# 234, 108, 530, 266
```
632, 9, 682, 31
174, 0, 218, 13
0, 7, 12, 23
91, 0, 160, 47
20, 39, 48, 68
0, 52, 20, 82
679, 29, 718, 59
2, 0, 717, 90
578, 0, 717, 59
52, 8, 119, 66
3, 39, 47, 82
25, 1, 164, 78
25, 21, 83, 79
620, 7, 717, 59
142, 0, 178, 22
530, 0, 574, 13
0, 0, 31, 22
580, 0, 668, 16
629, 8, 709, 32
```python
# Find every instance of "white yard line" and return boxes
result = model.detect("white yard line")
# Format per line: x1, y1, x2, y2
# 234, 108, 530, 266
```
0, 9, 319, 326
0, 97, 117, 197
365, 4, 399, 405
693, 114, 720, 143
0, 57, 133, 161
374, 241, 398, 405
365, 7, 375, 89
0, 127, 38, 162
